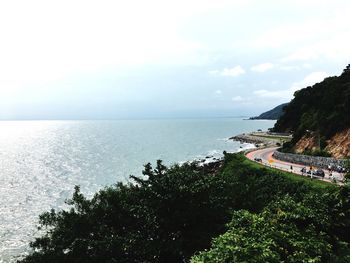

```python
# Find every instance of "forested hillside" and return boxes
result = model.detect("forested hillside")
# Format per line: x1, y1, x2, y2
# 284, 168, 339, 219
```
274, 65, 350, 157
250, 103, 288, 120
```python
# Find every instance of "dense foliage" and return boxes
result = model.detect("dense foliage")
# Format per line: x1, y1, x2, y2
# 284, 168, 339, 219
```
274, 67, 350, 148
19, 154, 350, 262
192, 194, 350, 262
250, 102, 289, 120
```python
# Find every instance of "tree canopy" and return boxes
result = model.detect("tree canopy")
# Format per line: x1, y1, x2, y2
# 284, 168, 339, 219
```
192, 195, 350, 263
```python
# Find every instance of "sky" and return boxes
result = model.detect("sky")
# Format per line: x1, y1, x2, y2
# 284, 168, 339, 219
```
0, 0, 349, 119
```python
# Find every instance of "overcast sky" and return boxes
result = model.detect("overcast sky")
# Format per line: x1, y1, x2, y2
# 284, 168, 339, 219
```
0, 0, 349, 119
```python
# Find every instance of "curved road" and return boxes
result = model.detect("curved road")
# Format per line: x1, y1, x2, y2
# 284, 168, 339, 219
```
246, 147, 344, 184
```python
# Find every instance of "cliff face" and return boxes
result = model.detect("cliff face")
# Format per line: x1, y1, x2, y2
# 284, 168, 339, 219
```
293, 135, 318, 154
293, 128, 350, 158
325, 128, 350, 158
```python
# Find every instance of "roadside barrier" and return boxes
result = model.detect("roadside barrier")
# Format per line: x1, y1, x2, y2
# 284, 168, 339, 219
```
273, 149, 346, 170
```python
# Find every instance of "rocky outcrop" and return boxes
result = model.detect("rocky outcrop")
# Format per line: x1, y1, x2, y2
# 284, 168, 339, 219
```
326, 128, 350, 158
230, 134, 280, 147
293, 128, 350, 158
231, 134, 266, 144
293, 135, 318, 153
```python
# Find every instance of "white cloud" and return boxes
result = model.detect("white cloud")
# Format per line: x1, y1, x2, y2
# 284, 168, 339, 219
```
279, 65, 300, 71
209, 70, 220, 75
251, 63, 274, 72
275, 10, 350, 64
0, 0, 208, 99
281, 48, 319, 62
251, 3, 350, 72
209, 66, 245, 77
252, 23, 319, 49
253, 89, 288, 99
279, 63, 312, 71
254, 71, 328, 99
221, 66, 246, 76
232, 95, 244, 102
281, 32, 350, 63
231, 95, 253, 105
0, 0, 348, 118
253, 7, 350, 50
215, 90, 222, 95
290, 71, 329, 91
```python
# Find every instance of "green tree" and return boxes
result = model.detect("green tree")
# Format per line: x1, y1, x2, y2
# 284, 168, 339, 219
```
18, 160, 237, 263
192, 196, 350, 263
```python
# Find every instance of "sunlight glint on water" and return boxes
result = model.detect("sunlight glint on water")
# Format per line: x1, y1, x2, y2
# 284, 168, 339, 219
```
0, 119, 275, 262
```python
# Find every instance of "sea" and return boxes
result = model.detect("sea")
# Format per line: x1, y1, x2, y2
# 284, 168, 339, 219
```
0, 118, 275, 262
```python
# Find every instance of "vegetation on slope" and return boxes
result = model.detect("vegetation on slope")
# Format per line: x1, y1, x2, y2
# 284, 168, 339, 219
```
19, 154, 350, 263
274, 66, 350, 154
250, 103, 289, 120
192, 196, 350, 263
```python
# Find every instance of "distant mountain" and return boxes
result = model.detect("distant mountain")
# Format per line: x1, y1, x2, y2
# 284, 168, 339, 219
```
273, 64, 350, 158
250, 103, 288, 120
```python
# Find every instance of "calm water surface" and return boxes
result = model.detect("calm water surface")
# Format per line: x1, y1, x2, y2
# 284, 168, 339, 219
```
0, 118, 275, 262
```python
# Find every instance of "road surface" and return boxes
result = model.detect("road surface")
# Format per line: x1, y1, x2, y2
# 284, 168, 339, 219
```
246, 147, 344, 184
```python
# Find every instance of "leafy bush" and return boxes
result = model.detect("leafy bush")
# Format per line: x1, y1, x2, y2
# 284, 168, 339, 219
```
192, 195, 350, 263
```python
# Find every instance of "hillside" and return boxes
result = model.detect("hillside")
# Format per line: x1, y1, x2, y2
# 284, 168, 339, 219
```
274, 65, 350, 158
250, 103, 288, 120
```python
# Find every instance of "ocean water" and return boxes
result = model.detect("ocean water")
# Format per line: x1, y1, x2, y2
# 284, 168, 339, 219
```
0, 118, 275, 262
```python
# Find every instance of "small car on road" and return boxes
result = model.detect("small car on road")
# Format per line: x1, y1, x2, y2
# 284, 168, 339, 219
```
254, 157, 262, 162
303, 168, 325, 178
314, 169, 325, 177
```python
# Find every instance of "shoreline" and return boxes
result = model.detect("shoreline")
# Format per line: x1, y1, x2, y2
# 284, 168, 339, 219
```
230, 131, 291, 148
230, 134, 267, 146
194, 143, 257, 175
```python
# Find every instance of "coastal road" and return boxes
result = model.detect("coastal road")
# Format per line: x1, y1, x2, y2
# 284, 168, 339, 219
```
246, 147, 344, 184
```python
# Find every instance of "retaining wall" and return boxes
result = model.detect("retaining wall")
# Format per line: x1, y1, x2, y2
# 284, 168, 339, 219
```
273, 149, 346, 169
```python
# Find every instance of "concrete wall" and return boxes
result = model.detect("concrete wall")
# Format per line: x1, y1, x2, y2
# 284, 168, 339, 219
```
273, 149, 346, 169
